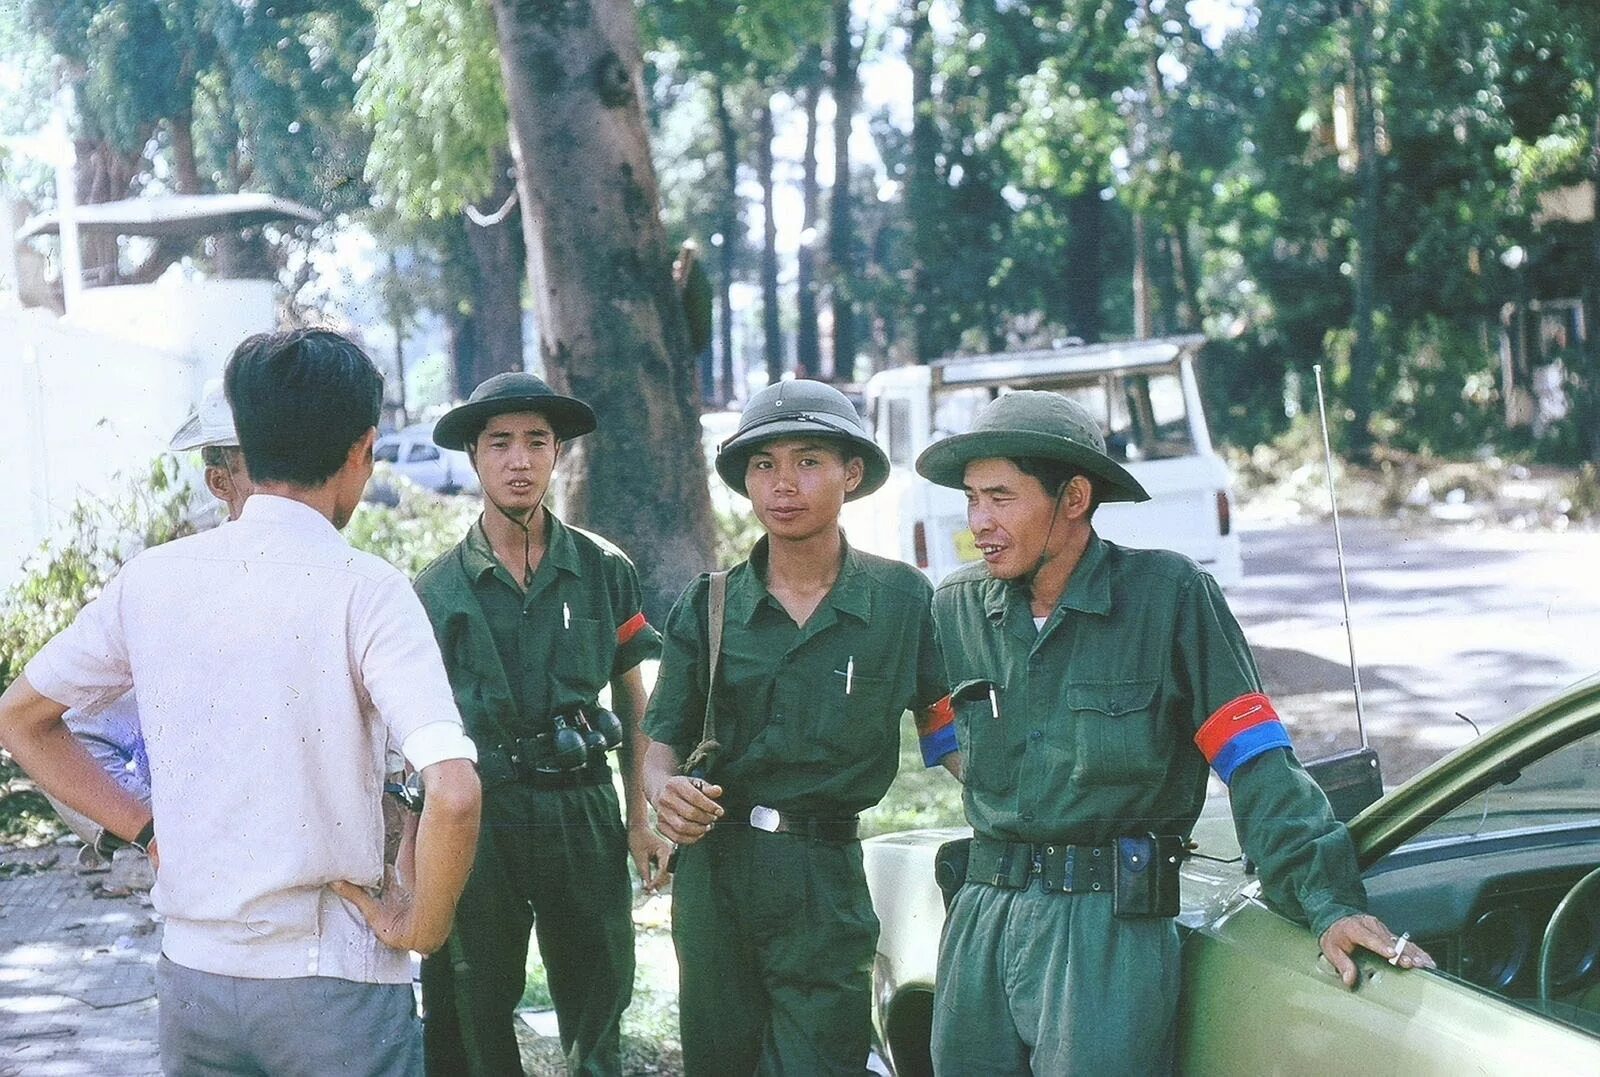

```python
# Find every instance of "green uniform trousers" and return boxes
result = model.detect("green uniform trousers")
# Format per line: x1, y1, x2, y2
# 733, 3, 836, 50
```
931, 883, 1181, 1077
421, 781, 634, 1077
672, 827, 878, 1076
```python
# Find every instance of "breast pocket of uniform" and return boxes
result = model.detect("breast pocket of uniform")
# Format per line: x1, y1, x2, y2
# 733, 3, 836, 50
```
951, 677, 1006, 794
810, 669, 898, 759
1066, 678, 1165, 787
553, 616, 612, 696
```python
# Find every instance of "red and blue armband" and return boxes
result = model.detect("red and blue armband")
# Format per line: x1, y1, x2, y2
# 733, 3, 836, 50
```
617, 612, 649, 646
1194, 692, 1293, 784
916, 695, 958, 767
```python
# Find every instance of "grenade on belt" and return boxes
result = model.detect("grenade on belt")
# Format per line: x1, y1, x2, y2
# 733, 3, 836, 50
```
583, 706, 625, 752
541, 713, 590, 772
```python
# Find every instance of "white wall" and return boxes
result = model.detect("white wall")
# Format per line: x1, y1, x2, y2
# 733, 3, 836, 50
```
0, 308, 202, 587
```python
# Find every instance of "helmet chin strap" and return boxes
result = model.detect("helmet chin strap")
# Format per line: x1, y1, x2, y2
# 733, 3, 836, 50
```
1021, 483, 1069, 590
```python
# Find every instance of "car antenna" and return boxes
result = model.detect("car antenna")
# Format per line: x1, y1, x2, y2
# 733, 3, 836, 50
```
1297, 365, 1384, 824
1313, 363, 1369, 749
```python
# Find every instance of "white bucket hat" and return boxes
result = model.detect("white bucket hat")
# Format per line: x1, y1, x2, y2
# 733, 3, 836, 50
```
169, 381, 239, 451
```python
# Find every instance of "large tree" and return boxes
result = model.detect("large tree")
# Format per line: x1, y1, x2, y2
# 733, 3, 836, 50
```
486, 0, 716, 617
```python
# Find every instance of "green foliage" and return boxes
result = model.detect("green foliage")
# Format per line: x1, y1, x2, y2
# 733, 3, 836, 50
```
357, 0, 508, 221
1368, 318, 1506, 456
711, 501, 764, 570
0, 459, 195, 840
860, 728, 965, 838
343, 469, 480, 578
0, 458, 195, 686
14, 0, 372, 214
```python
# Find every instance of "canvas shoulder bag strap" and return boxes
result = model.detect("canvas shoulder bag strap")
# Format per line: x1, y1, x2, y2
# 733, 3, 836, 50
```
682, 569, 729, 775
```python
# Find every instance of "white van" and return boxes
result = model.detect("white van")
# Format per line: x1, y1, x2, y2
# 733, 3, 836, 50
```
840, 335, 1243, 586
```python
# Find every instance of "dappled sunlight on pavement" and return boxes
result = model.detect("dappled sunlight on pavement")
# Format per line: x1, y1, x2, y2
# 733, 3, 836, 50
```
0, 843, 160, 1075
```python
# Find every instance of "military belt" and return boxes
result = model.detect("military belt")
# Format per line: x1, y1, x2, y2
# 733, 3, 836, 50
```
477, 741, 611, 790
968, 835, 1115, 894
718, 803, 860, 843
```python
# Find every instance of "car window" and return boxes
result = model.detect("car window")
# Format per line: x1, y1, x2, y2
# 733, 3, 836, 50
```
1116, 371, 1195, 462
883, 397, 914, 467
1400, 727, 1600, 847
405, 443, 440, 463
374, 440, 400, 463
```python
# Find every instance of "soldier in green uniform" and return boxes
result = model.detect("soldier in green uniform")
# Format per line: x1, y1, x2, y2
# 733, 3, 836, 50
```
916, 391, 1434, 1076
414, 373, 671, 1076
641, 380, 956, 1076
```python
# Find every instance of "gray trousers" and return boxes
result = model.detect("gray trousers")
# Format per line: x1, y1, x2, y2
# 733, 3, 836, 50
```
930, 884, 1181, 1077
157, 957, 422, 1076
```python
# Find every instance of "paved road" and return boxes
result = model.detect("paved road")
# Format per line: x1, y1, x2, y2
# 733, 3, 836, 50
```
1234, 518, 1600, 782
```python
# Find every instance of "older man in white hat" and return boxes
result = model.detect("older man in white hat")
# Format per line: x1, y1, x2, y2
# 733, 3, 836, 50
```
52, 384, 256, 854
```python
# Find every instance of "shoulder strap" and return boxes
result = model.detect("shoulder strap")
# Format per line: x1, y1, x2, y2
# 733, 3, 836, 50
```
683, 570, 729, 775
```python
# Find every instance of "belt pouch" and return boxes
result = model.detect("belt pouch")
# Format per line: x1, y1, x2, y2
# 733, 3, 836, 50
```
1113, 834, 1182, 918
476, 745, 519, 789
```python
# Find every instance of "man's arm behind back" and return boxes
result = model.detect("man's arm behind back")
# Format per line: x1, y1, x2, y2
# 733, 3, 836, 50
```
332, 757, 481, 955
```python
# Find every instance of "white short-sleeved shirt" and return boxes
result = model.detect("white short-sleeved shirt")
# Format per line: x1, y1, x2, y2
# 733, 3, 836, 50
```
26, 495, 476, 983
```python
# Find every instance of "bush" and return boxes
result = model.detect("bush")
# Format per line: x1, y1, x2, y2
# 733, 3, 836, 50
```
346, 467, 480, 576
0, 459, 198, 841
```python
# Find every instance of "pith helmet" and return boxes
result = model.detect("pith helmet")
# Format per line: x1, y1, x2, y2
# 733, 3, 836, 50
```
915, 390, 1149, 503
715, 380, 889, 501
169, 381, 239, 451
433, 371, 596, 450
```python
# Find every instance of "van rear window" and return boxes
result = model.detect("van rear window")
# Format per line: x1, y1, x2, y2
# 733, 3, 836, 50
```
932, 369, 1196, 464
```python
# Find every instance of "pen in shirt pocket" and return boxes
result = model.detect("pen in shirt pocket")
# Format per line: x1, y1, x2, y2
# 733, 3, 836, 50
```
834, 657, 856, 696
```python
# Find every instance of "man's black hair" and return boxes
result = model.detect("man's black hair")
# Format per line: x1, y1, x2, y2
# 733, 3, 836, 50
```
224, 328, 383, 486
1011, 456, 1099, 515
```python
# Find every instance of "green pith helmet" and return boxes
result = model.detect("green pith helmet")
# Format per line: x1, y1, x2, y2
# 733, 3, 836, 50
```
915, 390, 1150, 503
714, 380, 889, 501
433, 371, 597, 451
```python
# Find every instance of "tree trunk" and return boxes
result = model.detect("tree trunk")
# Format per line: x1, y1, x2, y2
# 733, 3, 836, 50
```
1132, 212, 1152, 337
461, 149, 527, 387
1168, 222, 1199, 330
1347, 0, 1380, 462
488, 0, 717, 620
829, 0, 858, 379
757, 100, 784, 386
1064, 191, 1104, 343
714, 79, 740, 404
446, 306, 478, 401
72, 138, 141, 287
1581, 72, 1600, 461
170, 109, 204, 195
796, 52, 823, 379
907, 0, 942, 362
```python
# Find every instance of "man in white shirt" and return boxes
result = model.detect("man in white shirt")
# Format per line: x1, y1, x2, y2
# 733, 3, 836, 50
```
0, 328, 482, 1076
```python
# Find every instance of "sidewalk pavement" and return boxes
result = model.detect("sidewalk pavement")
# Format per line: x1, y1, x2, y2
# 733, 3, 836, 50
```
0, 841, 160, 1076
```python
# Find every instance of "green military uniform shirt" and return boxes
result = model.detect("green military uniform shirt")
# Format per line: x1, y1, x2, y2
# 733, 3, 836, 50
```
415, 514, 662, 757
644, 536, 947, 816
934, 533, 1366, 937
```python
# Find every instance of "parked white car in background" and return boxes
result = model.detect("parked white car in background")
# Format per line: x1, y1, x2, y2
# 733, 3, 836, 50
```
840, 335, 1243, 586
373, 422, 480, 495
